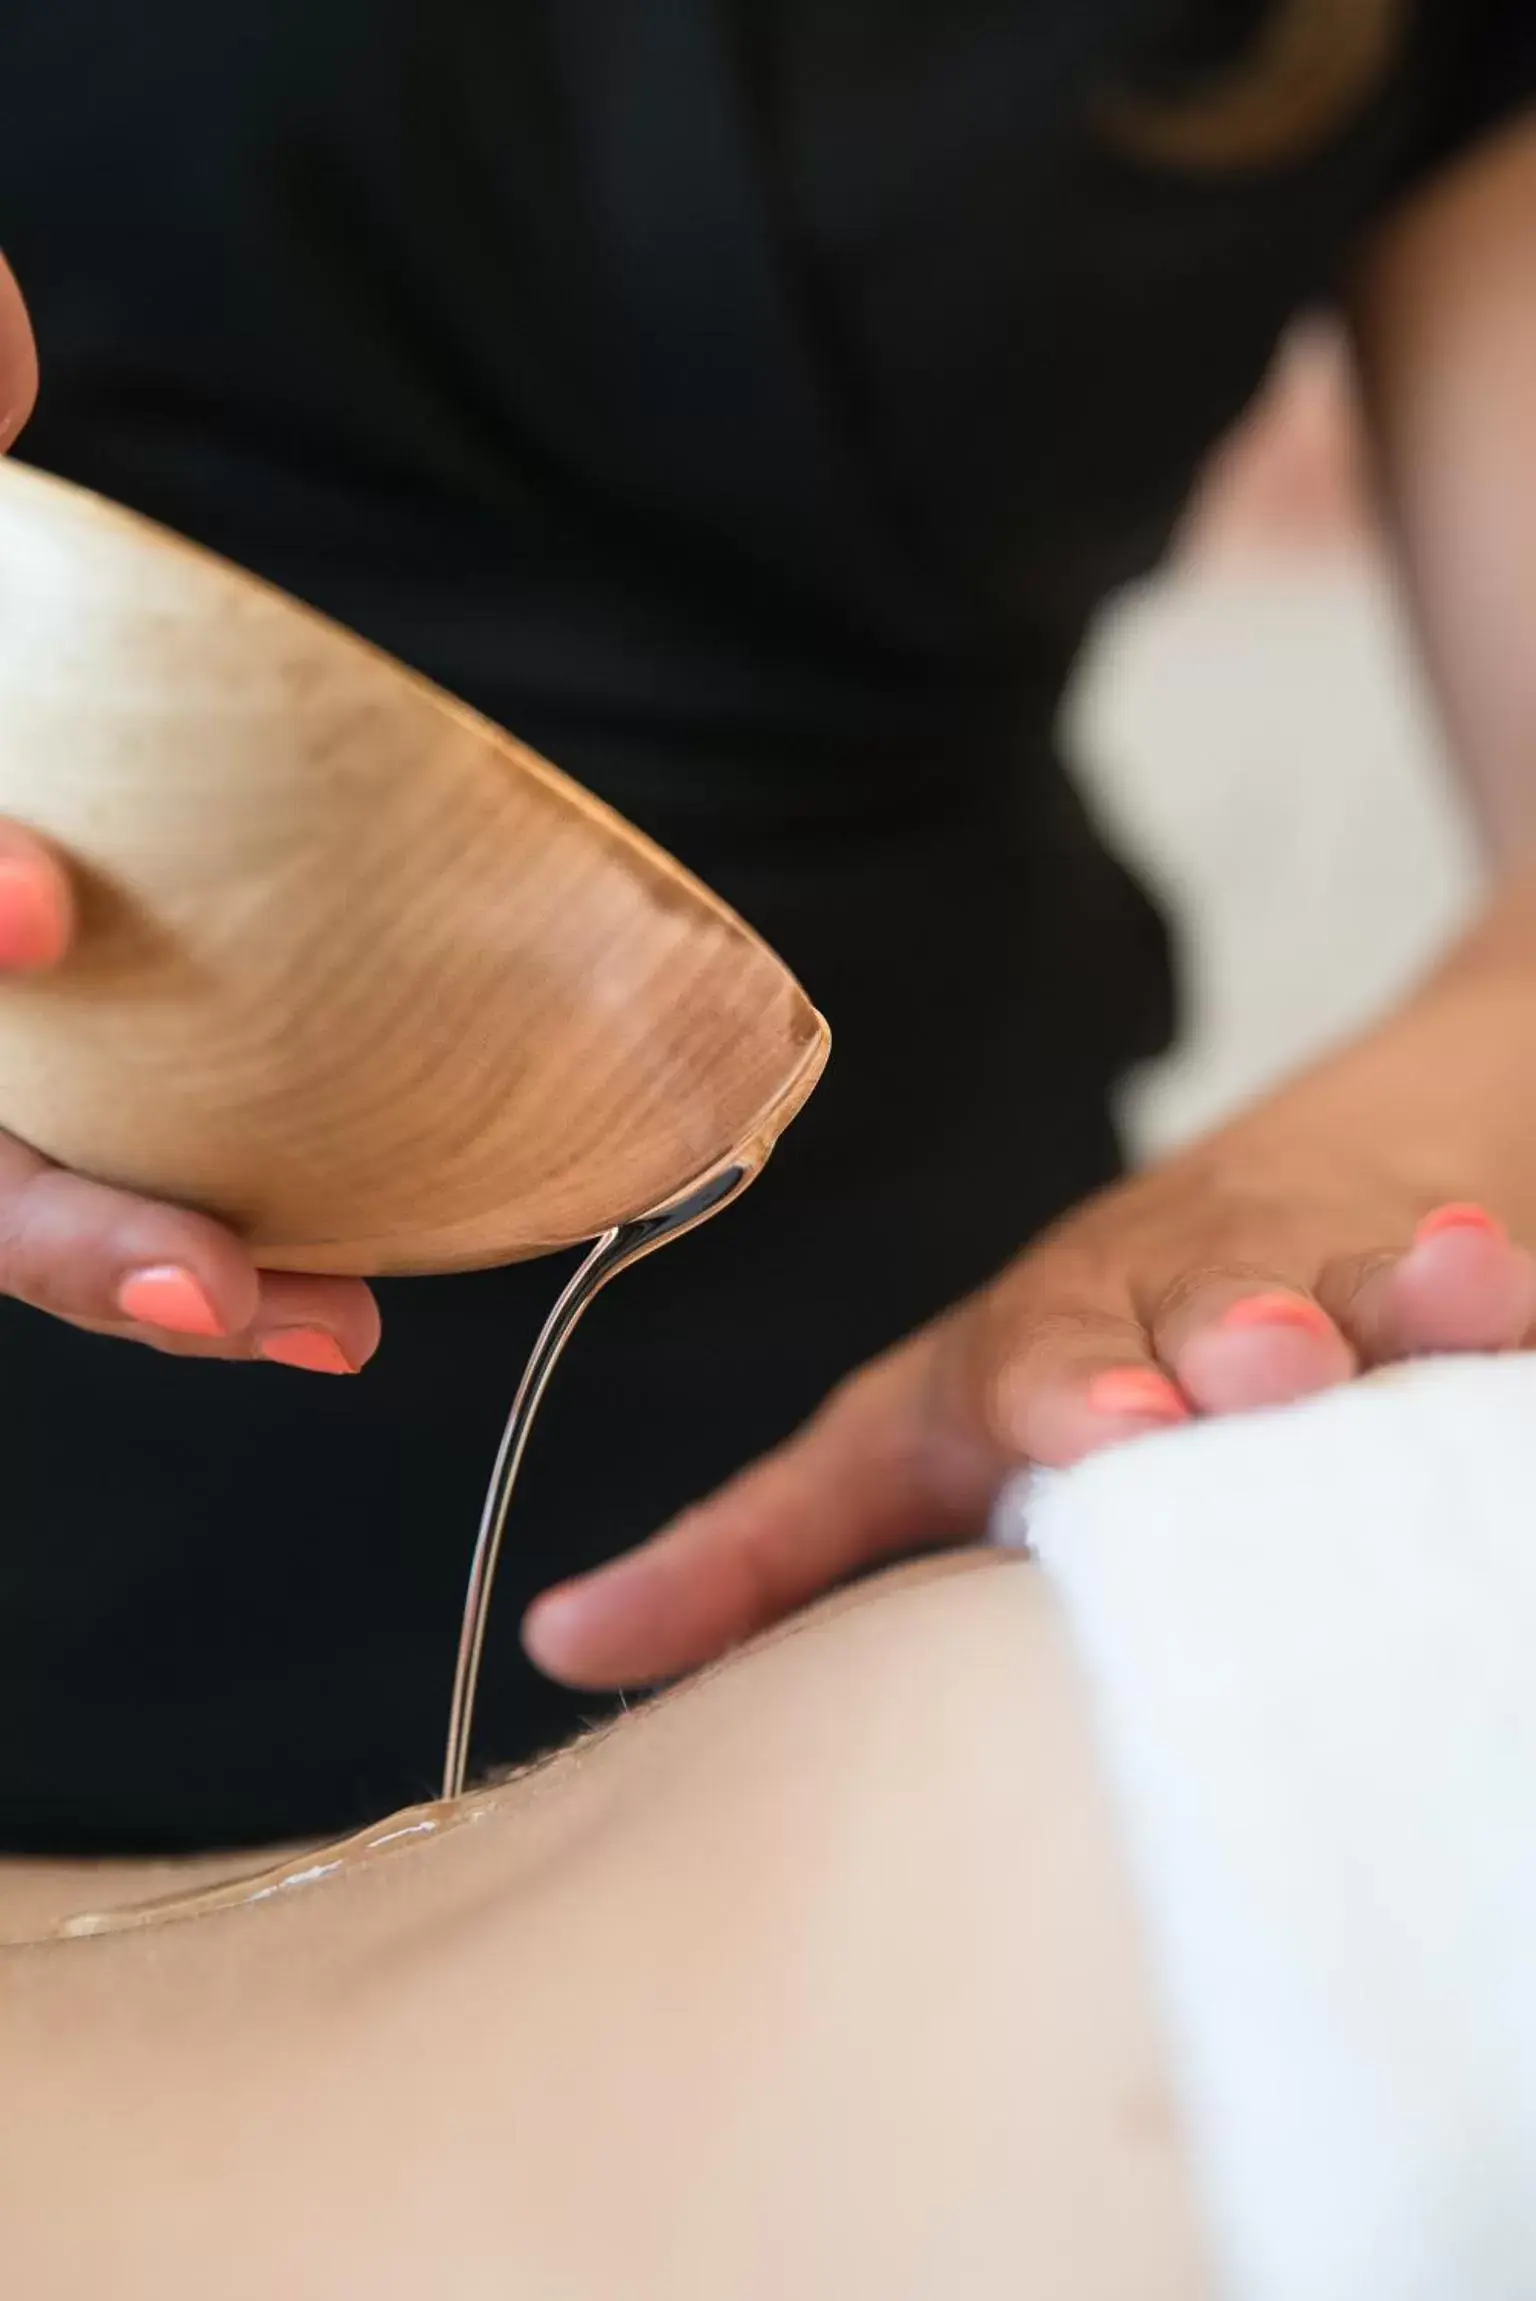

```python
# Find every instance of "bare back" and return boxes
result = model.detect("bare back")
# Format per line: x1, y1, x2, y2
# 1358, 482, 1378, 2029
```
0, 1551, 1206, 2299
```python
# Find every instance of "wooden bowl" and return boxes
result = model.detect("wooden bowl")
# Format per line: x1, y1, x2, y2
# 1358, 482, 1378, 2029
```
0, 461, 828, 1274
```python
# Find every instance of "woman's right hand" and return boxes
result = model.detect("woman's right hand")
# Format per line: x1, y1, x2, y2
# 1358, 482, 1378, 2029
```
0, 253, 377, 1374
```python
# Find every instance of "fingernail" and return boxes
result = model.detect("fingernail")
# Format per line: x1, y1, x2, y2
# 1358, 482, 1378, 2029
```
116, 1264, 225, 1338
257, 1328, 356, 1375
1083, 1366, 1189, 1421
0, 859, 65, 971
1413, 1202, 1506, 1247
1216, 1291, 1335, 1337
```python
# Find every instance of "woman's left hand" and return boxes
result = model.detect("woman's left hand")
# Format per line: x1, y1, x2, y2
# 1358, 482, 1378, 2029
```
523, 891, 1536, 1687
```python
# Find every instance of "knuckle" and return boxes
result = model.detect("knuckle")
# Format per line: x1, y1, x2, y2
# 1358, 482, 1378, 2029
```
1317, 1247, 1397, 1313
0, 1194, 67, 1312
960, 1297, 1136, 1458
982, 1294, 1141, 1382
1152, 1260, 1294, 1327
0, 1171, 139, 1321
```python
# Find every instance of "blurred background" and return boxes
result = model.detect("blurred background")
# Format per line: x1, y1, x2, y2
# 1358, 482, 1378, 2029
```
1068, 317, 1483, 1160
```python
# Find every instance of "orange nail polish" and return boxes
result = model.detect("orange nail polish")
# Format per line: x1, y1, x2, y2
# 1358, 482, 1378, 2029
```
116, 1265, 225, 1338
0, 859, 65, 972
1414, 1202, 1506, 1246
1217, 1291, 1334, 1337
258, 1328, 356, 1375
1084, 1366, 1189, 1421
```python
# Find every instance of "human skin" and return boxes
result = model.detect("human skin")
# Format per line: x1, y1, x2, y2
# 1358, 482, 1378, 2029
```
0, 252, 36, 452
0, 124, 1534, 1666
0, 1551, 1210, 2300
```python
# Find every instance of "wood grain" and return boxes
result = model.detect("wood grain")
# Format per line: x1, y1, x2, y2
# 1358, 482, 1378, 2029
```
0, 461, 828, 1274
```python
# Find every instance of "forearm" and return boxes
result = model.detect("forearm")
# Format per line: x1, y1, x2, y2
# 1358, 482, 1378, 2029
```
1349, 111, 1536, 862
1219, 114, 1536, 1219
1212, 856, 1536, 1230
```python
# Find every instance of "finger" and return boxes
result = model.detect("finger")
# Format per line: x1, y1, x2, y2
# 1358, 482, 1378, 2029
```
0, 1131, 375, 1366
0, 821, 74, 971
1323, 1203, 1536, 1363
970, 1334, 1186, 1472
0, 1135, 259, 1333
1152, 1271, 1355, 1414
0, 249, 38, 451
970, 1270, 1195, 1463
246, 1274, 379, 1373
523, 1330, 1001, 1689
116, 1271, 379, 1371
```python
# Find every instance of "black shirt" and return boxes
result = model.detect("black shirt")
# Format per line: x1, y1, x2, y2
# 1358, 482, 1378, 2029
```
0, 0, 1529, 1849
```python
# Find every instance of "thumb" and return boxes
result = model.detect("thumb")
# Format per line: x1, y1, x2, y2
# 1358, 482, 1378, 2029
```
520, 1323, 1004, 1690
0, 819, 73, 972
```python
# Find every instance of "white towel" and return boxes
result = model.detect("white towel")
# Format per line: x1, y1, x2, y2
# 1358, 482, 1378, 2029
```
993, 1356, 1536, 2301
